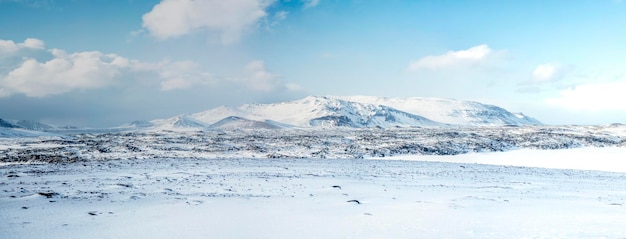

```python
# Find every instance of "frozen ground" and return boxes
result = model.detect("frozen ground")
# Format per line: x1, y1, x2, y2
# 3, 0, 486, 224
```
2, 148, 626, 239
2, 125, 626, 162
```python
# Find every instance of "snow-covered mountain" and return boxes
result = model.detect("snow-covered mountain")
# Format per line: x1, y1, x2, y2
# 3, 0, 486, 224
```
124, 95, 542, 131
0, 119, 59, 137
0, 119, 56, 131
192, 96, 443, 128
336, 96, 542, 126
0, 127, 58, 137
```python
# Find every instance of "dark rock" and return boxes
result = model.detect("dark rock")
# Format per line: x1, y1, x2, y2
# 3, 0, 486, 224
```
38, 192, 59, 198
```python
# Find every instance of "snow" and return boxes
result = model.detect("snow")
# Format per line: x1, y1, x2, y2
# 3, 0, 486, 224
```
336, 95, 542, 126
208, 116, 282, 130
379, 147, 626, 173
185, 96, 540, 129
149, 115, 208, 130
0, 119, 57, 131
2, 121, 626, 238
191, 96, 442, 128
2, 149, 626, 238
0, 127, 59, 138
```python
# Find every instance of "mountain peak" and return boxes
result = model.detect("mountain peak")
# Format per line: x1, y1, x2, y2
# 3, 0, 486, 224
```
150, 115, 207, 130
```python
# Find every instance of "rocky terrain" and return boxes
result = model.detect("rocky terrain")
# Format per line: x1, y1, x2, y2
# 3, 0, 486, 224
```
2, 124, 625, 163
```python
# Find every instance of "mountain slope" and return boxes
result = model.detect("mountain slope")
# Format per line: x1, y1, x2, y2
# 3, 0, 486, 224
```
0, 119, 61, 137
0, 119, 59, 137
149, 115, 208, 130
0, 127, 58, 137
0, 119, 19, 128
0, 119, 57, 130
336, 96, 542, 126
208, 116, 282, 130
12, 120, 56, 131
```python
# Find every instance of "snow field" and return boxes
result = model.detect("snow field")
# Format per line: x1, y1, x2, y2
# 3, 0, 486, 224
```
381, 147, 626, 173
2, 151, 626, 239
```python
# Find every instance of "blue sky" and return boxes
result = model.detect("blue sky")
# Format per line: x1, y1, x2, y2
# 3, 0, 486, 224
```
1, 0, 625, 126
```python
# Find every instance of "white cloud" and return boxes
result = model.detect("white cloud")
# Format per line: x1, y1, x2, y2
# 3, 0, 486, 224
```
0, 49, 129, 97
0, 40, 19, 55
0, 38, 45, 56
546, 80, 626, 111
274, 11, 288, 21
0, 88, 10, 97
532, 63, 567, 83
20, 38, 45, 49
302, 0, 319, 8
263, 10, 289, 29
142, 0, 275, 44
0, 38, 219, 96
517, 63, 578, 93
159, 60, 301, 92
243, 60, 281, 92
407, 44, 494, 70
232, 60, 299, 92
158, 61, 215, 91
158, 59, 302, 92
159, 77, 192, 91
0, 38, 302, 99
402, 44, 511, 99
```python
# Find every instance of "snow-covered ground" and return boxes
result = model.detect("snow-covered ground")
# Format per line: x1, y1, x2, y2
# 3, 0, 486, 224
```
2, 126, 626, 238
2, 148, 626, 238
380, 147, 626, 173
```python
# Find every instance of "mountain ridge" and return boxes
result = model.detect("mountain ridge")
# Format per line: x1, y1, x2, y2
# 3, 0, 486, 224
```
334, 96, 542, 126
150, 95, 542, 130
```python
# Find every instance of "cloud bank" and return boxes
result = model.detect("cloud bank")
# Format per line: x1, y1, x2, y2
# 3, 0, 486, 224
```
546, 80, 626, 111
0, 38, 301, 98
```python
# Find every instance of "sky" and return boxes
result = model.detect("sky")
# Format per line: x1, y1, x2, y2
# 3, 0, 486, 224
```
1, 0, 626, 127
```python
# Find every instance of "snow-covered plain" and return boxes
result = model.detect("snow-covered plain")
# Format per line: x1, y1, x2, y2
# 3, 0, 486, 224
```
2, 125, 626, 238
2, 149, 626, 239
381, 147, 626, 173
